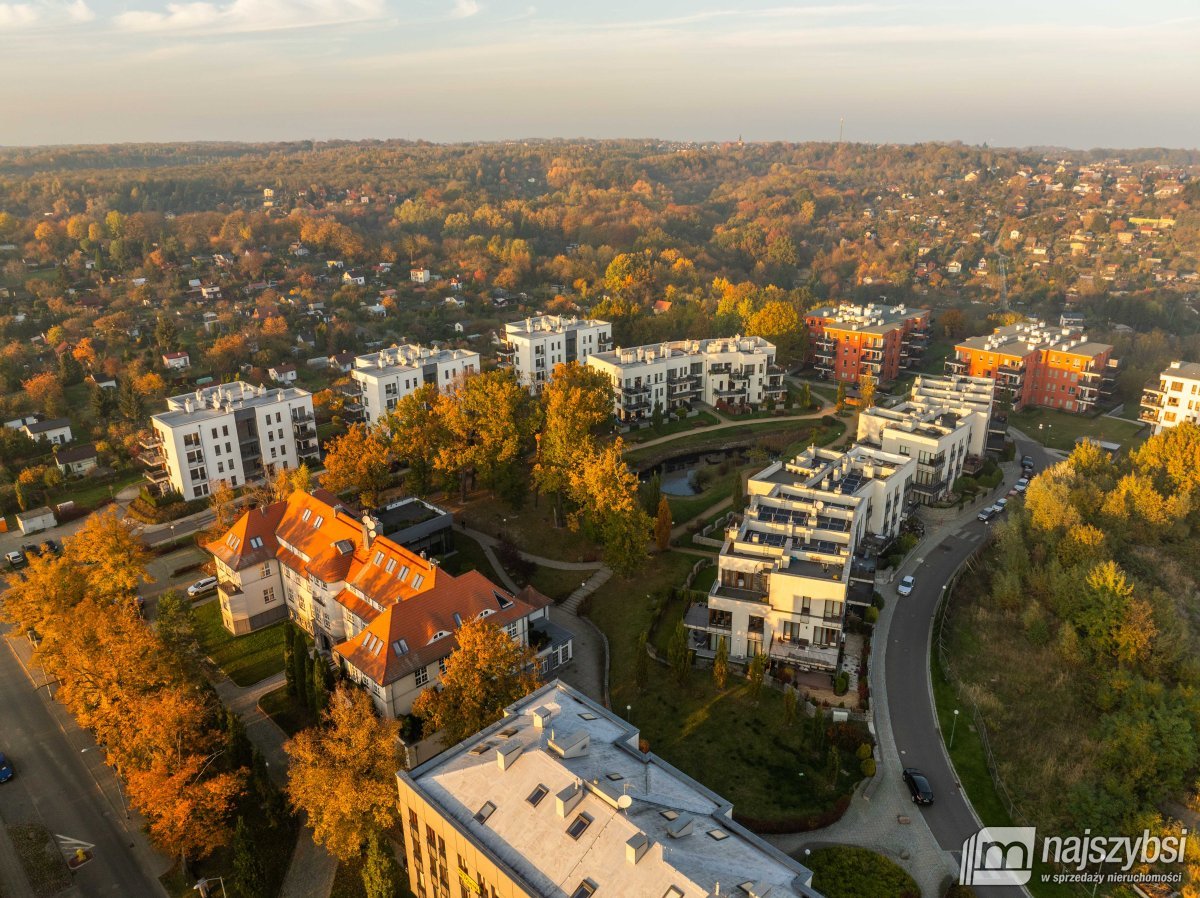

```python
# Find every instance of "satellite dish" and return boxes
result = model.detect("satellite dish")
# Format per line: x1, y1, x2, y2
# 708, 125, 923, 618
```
617, 795, 633, 810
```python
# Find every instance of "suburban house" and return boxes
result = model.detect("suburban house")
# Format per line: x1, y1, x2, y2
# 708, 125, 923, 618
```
343, 270, 367, 286
328, 352, 355, 374
398, 681, 824, 898
350, 345, 480, 424
206, 490, 573, 718
587, 336, 786, 422
54, 443, 99, 476
141, 382, 318, 500
269, 364, 298, 385
1141, 361, 1200, 434
410, 268, 431, 284
499, 315, 613, 394
162, 351, 191, 370
23, 418, 73, 446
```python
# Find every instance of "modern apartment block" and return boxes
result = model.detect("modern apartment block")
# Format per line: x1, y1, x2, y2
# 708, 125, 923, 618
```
499, 315, 613, 393
206, 489, 573, 718
856, 374, 998, 502
586, 336, 786, 423
947, 320, 1119, 412
397, 680, 825, 898
141, 382, 318, 500
351, 345, 480, 424
692, 445, 913, 673
1140, 361, 1200, 434
804, 303, 931, 383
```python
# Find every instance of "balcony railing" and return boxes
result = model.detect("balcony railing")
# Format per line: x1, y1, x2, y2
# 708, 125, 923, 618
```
768, 640, 839, 670
918, 452, 946, 469
138, 434, 162, 450
945, 359, 967, 374
218, 579, 243, 597
910, 477, 949, 497
709, 582, 769, 605
1139, 408, 1160, 423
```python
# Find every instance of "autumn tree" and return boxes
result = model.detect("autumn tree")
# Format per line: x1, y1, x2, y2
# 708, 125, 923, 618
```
64, 506, 152, 601
207, 334, 251, 373
208, 480, 239, 535
361, 833, 400, 898
858, 373, 877, 409
567, 439, 651, 575
155, 590, 200, 666
412, 616, 540, 745
23, 371, 65, 417
385, 383, 447, 496
835, 381, 846, 413
654, 496, 672, 551
320, 423, 393, 508
286, 686, 400, 861
746, 300, 804, 363
533, 362, 612, 524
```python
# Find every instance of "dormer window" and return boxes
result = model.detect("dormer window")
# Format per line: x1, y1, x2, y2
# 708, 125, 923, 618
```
249, 536, 264, 549
373, 550, 384, 566
302, 508, 312, 522
313, 516, 324, 529
397, 565, 409, 581
411, 574, 424, 590
452, 612, 462, 628
226, 535, 241, 549
385, 558, 397, 574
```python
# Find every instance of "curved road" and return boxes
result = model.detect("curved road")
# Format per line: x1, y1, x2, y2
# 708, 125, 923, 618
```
886, 434, 1053, 896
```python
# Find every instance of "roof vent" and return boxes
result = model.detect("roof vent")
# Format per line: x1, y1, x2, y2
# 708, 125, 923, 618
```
496, 742, 523, 771
666, 816, 694, 839
531, 706, 552, 729
626, 832, 649, 865
548, 729, 589, 759
555, 782, 583, 818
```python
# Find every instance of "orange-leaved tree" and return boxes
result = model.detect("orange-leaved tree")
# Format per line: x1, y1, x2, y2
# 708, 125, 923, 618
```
412, 616, 541, 746
319, 422, 394, 509
286, 685, 400, 861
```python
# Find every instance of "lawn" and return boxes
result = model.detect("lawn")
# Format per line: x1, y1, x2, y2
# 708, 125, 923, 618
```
804, 846, 919, 898
453, 494, 600, 563
625, 419, 837, 467
1009, 406, 1147, 453
621, 410, 721, 444
259, 684, 320, 736
195, 600, 287, 686
437, 532, 503, 583
585, 551, 864, 827
527, 565, 590, 602
664, 465, 743, 526
50, 469, 145, 510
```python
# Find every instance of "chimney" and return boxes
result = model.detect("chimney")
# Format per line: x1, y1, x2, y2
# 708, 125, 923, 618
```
531, 706, 552, 730
496, 742, 523, 771
361, 513, 377, 552
625, 832, 649, 865
556, 782, 583, 818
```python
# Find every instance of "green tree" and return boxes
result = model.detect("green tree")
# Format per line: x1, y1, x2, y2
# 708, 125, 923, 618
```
293, 642, 310, 710
155, 315, 179, 352
230, 817, 265, 898
667, 621, 691, 686
712, 637, 729, 690
361, 833, 399, 898
283, 624, 297, 698
747, 652, 767, 703
225, 708, 254, 771
90, 386, 116, 423
155, 590, 199, 664
731, 472, 746, 514
57, 349, 82, 385
654, 496, 672, 552
310, 653, 329, 715
799, 382, 812, 410
117, 376, 147, 422
634, 631, 649, 692
652, 401, 664, 429
835, 381, 847, 413
782, 686, 797, 726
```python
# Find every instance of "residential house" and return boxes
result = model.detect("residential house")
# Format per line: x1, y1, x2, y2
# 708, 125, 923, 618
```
328, 352, 355, 374
162, 351, 191, 371
803, 304, 931, 383
23, 418, 73, 446
206, 490, 572, 718
398, 681, 824, 898
410, 268, 431, 284
54, 443, 99, 476
350, 345, 480, 424
343, 270, 367, 287
269, 364, 298, 385
499, 316, 613, 394
1140, 361, 1200, 434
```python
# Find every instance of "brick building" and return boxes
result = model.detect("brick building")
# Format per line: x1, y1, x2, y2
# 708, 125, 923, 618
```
804, 304, 930, 383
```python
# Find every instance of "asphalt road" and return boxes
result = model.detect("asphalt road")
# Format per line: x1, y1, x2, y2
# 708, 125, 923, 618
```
0, 627, 164, 897
885, 436, 1054, 897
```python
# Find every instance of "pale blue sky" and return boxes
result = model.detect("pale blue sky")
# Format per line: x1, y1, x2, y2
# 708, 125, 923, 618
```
1, 0, 1197, 147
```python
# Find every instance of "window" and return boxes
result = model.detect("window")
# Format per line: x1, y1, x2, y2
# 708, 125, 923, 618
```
373, 550, 385, 566
398, 565, 410, 581
385, 558, 397, 574
249, 536, 264, 550
261, 562, 272, 577
473, 801, 495, 824
569, 880, 596, 898
313, 516, 324, 529
663, 888, 685, 898
227, 534, 241, 549
415, 667, 428, 687
566, 813, 593, 840
302, 508, 312, 522
412, 574, 424, 589
526, 784, 548, 807
263, 587, 276, 604
438, 657, 447, 674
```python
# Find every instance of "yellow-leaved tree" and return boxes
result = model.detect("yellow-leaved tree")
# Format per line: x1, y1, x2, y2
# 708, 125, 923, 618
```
412, 616, 541, 746
567, 438, 650, 575
534, 362, 613, 526
286, 686, 400, 862
319, 422, 394, 509
386, 383, 447, 497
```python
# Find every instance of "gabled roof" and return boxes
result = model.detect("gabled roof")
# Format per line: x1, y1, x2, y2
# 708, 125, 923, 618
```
206, 502, 288, 570
54, 443, 97, 464
25, 418, 71, 433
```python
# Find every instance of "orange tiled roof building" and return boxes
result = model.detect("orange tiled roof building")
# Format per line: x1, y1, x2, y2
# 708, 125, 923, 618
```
206, 490, 571, 718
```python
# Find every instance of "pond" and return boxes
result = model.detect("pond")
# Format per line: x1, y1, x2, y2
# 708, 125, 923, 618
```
660, 468, 699, 496
641, 447, 749, 497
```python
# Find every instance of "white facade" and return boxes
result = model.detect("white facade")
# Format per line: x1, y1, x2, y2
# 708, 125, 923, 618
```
695, 445, 913, 672
1141, 361, 1200, 434
906, 373, 996, 456
500, 315, 612, 393
350, 345, 480, 424
142, 382, 318, 500
587, 336, 786, 421
23, 418, 73, 446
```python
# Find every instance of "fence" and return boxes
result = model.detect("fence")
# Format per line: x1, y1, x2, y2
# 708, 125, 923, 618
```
691, 511, 733, 548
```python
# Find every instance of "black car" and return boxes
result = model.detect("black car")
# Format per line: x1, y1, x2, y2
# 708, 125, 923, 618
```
42, 539, 61, 555
21, 543, 42, 558
903, 767, 934, 805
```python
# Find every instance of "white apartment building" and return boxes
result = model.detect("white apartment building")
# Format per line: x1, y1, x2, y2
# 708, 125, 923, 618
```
398, 681, 824, 898
907, 373, 997, 456
206, 490, 571, 718
690, 445, 913, 673
500, 315, 613, 393
587, 336, 786, 422
1141, 361, 1200, 434
141, 382, 318, 500
350, 345, 480, 424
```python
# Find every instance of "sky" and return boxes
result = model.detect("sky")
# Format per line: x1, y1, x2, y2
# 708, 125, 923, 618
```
1, 0, 1198, 148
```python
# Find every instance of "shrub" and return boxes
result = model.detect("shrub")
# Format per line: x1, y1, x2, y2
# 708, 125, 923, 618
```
834, 671, 849, 695
860, 757, 876, 777
865, 606, 879, 624
945, 886, 979, 898
872, 591, 886, 609
807, 846, 919, 898
855, 743, 872, 761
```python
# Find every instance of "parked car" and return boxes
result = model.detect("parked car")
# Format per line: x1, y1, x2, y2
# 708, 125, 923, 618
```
903, 767, 934, 805
5, 550, 26, 567
21, 543, 42, 558
995, 498, 1008, 511
42, 539, 61, 555
1014, 478, 1030, 493
1021, 454, 1035, 469
0, 752, 13, 783
978, 505, 1000, 522
187, 576, 218, 598
897, 575, 915, 597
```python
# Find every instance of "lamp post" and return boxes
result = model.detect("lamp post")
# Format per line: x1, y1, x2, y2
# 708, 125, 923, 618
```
625, 704, 631, 721
950, 708, 960, 749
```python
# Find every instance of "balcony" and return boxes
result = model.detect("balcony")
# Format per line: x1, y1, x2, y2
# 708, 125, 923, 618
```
1139, 407, 1161, 424
139, 434, 163, 451
945, 358, 967, 374
709, 581, 769, 605
814, 335, 835, 350
218, 579, 243, 597
910, 477, 949, 499
713, 387, 749, 400
709, 363, 732, 375
863, 348, 884, 361
862, 361, 882, 374
768, 639, 839, 671
918, 452, 946, 469
624, 382, 651, 396
140, 448, 167, 469
1140, 385, 1164, 409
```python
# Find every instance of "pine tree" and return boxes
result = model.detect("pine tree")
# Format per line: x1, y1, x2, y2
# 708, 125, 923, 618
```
731, 473, 746, 514
155, 315, 179, 352
825, 745, 841, 790
117, 377, 146, 423
782, 686, 797, 726
712, 638, 728, 690
654, 496, 672, 552
747, 652, 767, 703
226, 708, 253, 770
652, 401, 664, 429
231, 816, 265, 898
303, 649, 317, 711
294, 641, 311, 711
667, 621, 691, 687
311, 652, 329, 715
89, 386, 114, 423
634, 631, 649, 692
361, 833, 399, 898
283, 624, 297, 698
800, 382, 812, 410
57, 350, 82, 385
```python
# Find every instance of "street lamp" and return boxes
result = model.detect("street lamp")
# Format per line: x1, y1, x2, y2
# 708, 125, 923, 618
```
626, 704, 632, 720
949, 709, 960, 749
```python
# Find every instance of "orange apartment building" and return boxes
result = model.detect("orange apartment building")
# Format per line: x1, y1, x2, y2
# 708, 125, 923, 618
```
947, 321, 1120, 413
804, 304, 930, 383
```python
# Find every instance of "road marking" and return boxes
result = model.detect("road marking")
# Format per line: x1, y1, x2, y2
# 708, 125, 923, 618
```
55, 835, 95, 850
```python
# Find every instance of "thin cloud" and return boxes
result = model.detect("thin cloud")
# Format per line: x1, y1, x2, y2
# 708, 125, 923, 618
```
67, 0, 94, 21
451, 0, 480, 19
0, 3, 38, 26
114, 0, 386, 33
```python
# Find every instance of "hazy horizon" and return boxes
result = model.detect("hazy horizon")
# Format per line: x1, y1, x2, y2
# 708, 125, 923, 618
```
2, 0, 1198, 149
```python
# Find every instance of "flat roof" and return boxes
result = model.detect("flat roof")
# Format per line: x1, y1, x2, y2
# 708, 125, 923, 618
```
1163, 361, 1200, 380
155, 382, 312, 427
403, 681, 821, 898
956, 321, 1112, 358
